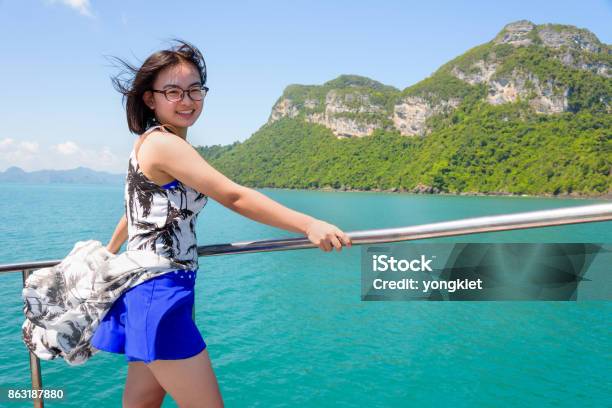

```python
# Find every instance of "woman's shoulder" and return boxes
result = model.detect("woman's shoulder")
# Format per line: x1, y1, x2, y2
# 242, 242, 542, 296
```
140, 129, 186, 151
136, 128, 187, 166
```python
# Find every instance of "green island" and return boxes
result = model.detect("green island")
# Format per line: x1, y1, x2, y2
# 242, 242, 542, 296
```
196, 21, 611, 198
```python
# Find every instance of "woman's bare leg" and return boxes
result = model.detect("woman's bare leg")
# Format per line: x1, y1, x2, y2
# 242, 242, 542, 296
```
146, 348, 223, 408
123, 361, 167, 408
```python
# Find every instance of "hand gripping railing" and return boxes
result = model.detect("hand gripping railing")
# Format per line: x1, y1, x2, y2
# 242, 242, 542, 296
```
1, 202, 611, 407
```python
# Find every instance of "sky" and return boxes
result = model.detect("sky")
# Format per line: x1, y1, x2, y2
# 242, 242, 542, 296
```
0, 0, 610, 173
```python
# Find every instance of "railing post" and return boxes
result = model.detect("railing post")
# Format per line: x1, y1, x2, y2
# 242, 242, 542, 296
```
22, 269, 44, 408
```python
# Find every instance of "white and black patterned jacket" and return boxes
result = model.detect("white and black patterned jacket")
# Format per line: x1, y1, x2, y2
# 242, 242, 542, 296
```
21, 240, 189, 366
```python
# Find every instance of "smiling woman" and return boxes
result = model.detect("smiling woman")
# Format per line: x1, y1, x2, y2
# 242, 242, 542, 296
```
91, 39, 352, 408
108, 39, 208, 136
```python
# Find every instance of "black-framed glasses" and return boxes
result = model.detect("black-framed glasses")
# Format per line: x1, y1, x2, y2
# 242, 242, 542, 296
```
151, 85, 209, 102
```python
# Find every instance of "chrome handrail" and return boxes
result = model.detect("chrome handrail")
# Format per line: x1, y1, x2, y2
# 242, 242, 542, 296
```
2, 203, 612, 273
196, 202, 612, 256
3, 202, 612, 408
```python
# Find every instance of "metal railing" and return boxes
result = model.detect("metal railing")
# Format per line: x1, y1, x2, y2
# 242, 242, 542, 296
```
2, 202, 612, 407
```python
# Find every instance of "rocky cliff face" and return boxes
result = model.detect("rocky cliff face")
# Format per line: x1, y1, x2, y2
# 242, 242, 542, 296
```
305, 90, 388, 137
471, 21, 609, 114
270, 89, 391, 137
485, 70, 569, 113
269, 20, 611, 138
392, 97, 461, 136
268, 76, 399, 138
494, 20, 604, 54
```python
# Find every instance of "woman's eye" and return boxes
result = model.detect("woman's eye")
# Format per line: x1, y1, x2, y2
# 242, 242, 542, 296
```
166, 89, 182, 99
189, 88, 203, 97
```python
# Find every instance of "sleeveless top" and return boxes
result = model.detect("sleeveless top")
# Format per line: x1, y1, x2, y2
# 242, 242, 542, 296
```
124, 125, 208, 271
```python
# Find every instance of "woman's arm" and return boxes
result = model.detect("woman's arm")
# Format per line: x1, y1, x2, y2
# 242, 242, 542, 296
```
138, 132, 352, 252
229, 186, 352, 251
106, 214, 128, 254
228, 185, 315, 234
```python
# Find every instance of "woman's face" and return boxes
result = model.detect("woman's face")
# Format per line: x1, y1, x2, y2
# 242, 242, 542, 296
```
143, 61, 204, 131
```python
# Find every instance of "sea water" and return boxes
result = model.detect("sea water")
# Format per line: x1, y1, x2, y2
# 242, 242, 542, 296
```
0, 183, 610, 407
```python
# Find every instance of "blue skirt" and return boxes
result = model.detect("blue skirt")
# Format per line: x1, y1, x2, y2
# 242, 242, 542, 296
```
91, 269, 206, 364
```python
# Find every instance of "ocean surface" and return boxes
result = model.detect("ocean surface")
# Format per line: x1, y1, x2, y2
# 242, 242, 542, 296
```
0, 183, 610, 407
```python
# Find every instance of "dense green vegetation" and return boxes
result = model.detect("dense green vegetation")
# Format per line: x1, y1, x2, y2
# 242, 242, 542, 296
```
195, 141, 239, 161
201, 106, 610, 196
401, 72, 485, 105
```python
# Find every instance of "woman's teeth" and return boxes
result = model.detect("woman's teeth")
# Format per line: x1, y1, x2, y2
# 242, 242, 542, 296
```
177, 110, 194, 114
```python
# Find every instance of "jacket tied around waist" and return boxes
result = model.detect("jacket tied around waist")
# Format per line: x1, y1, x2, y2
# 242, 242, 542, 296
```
21, 240, 190, 366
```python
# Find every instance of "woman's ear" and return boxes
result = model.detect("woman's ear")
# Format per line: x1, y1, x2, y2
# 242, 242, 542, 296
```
143, 91, 155, 110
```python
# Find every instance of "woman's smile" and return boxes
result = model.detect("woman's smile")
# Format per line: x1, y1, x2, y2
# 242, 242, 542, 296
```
176, 109, 195, 119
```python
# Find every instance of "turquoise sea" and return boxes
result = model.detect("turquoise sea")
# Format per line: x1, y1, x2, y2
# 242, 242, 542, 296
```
0, 183, 610, 407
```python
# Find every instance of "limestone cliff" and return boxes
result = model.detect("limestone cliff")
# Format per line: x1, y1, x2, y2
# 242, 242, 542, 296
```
268, 20, 611, 138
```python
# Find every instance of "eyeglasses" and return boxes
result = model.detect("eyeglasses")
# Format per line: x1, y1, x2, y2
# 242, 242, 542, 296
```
151, 85, 209, 102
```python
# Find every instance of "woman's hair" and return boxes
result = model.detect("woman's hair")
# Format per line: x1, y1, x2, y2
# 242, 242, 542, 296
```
109, 39, 207, 135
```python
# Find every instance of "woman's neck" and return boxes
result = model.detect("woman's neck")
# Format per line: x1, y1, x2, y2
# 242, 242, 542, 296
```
156, 122, 187, 140
176, 127, 187, 140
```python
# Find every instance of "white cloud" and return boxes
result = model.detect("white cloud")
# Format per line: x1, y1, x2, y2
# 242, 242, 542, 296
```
55, 141, 80, 155
77, 145, 121, 168
47, 0, 93, 17
20, 141, 39, 153
0, 138, 15, 151
0, 138, 42, 168
1, 139, 125, 173
99, 146, 119, 164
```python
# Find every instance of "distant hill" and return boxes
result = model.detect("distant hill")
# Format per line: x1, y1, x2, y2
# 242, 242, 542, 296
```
197, 20, 611, 197
0, 166, 125, 184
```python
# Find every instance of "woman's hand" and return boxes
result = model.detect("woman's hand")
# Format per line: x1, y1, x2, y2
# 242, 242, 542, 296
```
304, 219, 352, 252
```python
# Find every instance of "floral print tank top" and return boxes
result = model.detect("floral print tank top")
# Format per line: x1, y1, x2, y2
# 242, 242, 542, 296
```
124, 125, 208, 270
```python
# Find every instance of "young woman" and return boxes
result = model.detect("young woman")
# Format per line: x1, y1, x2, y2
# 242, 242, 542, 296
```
91, 40, 352, 408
